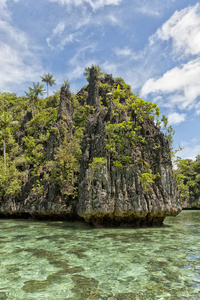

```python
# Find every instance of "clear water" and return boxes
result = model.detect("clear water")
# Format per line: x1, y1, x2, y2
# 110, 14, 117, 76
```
0, 211, 199, 300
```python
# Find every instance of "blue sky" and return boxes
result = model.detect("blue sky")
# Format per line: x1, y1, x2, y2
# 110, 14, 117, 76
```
1, 0, 200, 160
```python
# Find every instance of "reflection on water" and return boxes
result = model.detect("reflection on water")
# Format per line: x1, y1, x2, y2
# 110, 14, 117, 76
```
0, 211, 199, 299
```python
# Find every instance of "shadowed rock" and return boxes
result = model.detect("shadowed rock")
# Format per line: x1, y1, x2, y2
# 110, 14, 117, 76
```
46, 86, 73, 160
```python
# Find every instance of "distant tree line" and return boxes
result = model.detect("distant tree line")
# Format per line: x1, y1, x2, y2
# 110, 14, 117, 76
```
174, 156, 200, 207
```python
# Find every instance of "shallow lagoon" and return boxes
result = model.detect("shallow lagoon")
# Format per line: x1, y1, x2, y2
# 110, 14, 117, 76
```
0, 210, 199, 299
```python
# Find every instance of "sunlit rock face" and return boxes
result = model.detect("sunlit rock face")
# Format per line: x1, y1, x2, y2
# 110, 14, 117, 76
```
78, 68, 181, 227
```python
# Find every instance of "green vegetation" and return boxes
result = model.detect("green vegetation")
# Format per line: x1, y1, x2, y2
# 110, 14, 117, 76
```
61, 79, 70, 90
0, 90, 58, 198
139, 161, 160, 192
46, 136, 81, 197
98, 76, 171, 190
174, 156, 200, 207
0, 111, 12, 170
84, 64, 103, 82
25, 82, 46, 116
88, 157, 107, 180
0, 66, 178, 202
41, 73, 56, 98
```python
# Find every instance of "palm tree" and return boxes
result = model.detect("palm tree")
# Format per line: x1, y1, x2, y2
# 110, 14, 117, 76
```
61, 79, 70, 90
0, 111, 12, 171
41, 73, 56, 98
25, 87, 35, 117
32, 82, 46, 111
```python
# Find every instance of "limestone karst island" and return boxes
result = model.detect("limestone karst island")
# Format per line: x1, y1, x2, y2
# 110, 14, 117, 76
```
0, 66, 186, 226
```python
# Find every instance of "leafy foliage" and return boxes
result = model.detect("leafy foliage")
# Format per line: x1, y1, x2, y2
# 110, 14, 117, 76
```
61, 79, 70, 90
105, 121, 144, 167
174, 156, 200, 206
84, 65, 103, 82
139, 161, 160, 192
46, 136, 81, 198
41, 73, 56, 98
0, 88, 57, 198
0, 158, 22, 196
104, 82, 161, 172
88, 157, 107, 180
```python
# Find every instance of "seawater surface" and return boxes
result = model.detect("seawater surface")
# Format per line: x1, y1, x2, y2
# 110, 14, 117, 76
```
0, 210, 199, 299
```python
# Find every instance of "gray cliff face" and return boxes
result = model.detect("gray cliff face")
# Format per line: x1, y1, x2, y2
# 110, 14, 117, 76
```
78, 68, 181, 226
87, 67, 100, 108
46, 86, 73, 160
16, 111, 33, 148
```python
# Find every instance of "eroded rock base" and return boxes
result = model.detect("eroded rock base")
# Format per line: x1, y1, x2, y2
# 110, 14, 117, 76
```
79, 211, 180, 227
0, 211, 180, 227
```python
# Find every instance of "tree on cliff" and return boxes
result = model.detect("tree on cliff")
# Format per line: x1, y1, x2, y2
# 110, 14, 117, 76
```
174, 156, 200, 207
0, 108, 23, 197
25, 87, 35, 117
41, 73, 56, 98
32, 82, 45, 112
84, 65, 103, 82
61, 79, 70, 91
0, 111, 12, 171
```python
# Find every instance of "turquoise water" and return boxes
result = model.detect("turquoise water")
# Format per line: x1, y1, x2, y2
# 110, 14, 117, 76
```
0, 211, 199, 299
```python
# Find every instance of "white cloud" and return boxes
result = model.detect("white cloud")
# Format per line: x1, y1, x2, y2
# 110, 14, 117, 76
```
52, 22, 65, 36
0, 0, 7, 8
0, 20, 28, 49
0, 4, 43, 93
106, 14, 121, 26
150, 3, 200, 58
115, 47, 145, 61
46, 1, 121, 51
178, 144, 200, 161
46, 5, 92, 50
67, 45, 98, 80
75, 14, 92, 30
135, 4, 160, 17
195, 102, 200, 116
0, 1, 11, 19
115, 47, 132, 57
141, 59, 200, 109
46, 22, 66, 49
46, 23, 80, 50
0, 43, 41, 90
168, 112, 186, 125
0, 0, 22, 15
101, 61, 118, 75
49, 0, 121, 11
88, 0, 121, 10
